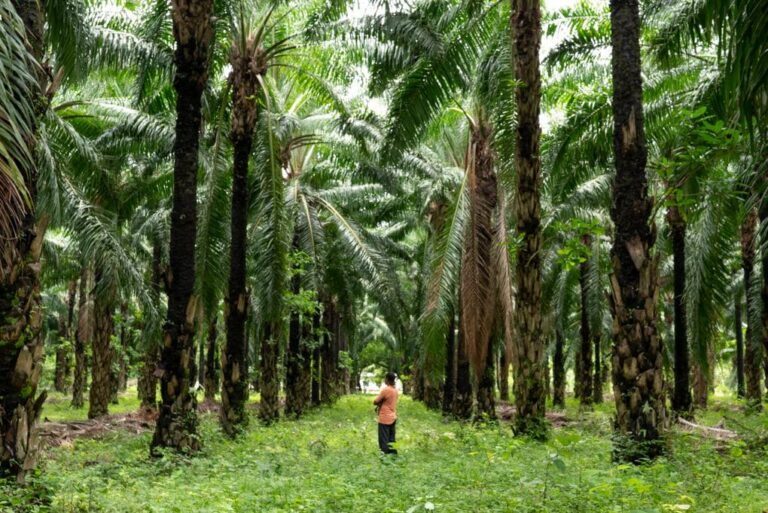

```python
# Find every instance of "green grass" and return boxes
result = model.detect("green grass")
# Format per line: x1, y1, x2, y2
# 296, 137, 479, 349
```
6, 395, 768, 512
41, 386, 142, 423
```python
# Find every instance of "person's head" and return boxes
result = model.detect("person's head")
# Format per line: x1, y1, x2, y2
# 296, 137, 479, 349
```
385, 372, 397, 386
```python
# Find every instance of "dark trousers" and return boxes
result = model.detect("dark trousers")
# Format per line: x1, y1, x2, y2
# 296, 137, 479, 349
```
378, 421, 397, 454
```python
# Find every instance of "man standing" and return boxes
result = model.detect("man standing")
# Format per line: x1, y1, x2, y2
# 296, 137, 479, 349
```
373, 372, 399, 455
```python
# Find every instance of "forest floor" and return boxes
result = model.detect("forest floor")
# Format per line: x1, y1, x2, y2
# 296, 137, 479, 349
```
4, 390, 768, 513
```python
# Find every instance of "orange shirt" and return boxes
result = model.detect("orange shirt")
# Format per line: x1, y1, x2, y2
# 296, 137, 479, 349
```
374, 385, 398, 425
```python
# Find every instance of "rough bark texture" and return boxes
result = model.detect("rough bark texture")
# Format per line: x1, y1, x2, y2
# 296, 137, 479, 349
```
203, 317, 219, 401
311, 345, 321, 406
593, 332, 603, 403
285, 274, 305, 419
475, 342, 497, 421
499, 352, 510, 402
258, 323, 279, 424
741, 209, 762, 408
117, 303, 129, 393
71, 268, 91, 408
152, 0, 214, 454
511, 0, 546, 437
668, 206, 692, 415
297, 315, 314, 414
453, 313, 473, 420
735, 299, 745, 398
54, 281, 77, 393
760, 205, 768, 402
578, 236, 594, 408
88, 275, 114, 420
321, 302, 339, 404
442, 315, 456, 415
0, 0, 47, 482
220, 40, 262, 435
553, 330, 566, 409
138, 241, 163, 409
608, 0, 666, 461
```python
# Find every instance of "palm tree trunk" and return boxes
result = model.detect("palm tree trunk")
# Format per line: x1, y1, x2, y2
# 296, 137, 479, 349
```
741, 209, 762, 408
609, 0, 666, 461
203, 317, 219, 401
72, 268, 91, 408
220, 43, 259, 435
475, 341, 497, 421
285, 274, 303, 418
453, 308, 473, 420
553, 329, 566, 409
321, 301, 338, 404
593, 332, 603, 403
54, 280, 77, 393
138, 242, 162, 409
759, 206, 768, 401
511, 0, 546, 437
0, 0, 47, 482
88, 271, 115, 419
152, 0, 214, 453
668, 206, 692, 415
735, 297, 745, 398
118, 303, 129, 392
578, 236, 594, 408
258, 322, 279, 424
311, 345, 321, 406
442, 314, 457, 414
297, 313, 314, 412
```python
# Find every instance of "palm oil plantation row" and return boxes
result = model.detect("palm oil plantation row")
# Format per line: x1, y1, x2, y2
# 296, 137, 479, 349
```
1, 0, 767, 505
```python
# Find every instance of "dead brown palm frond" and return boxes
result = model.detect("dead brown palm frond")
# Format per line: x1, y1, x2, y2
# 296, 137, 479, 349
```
461, 120, 497, 377
494, 191, 515, 366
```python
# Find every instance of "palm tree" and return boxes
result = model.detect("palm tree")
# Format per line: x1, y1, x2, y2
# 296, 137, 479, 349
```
219, 3, 270, 436
0, 0, 45, 482
740, 208, 762, 408
152, 0, 215, 454
608, 0, 666, 461
511, 0, 546, 436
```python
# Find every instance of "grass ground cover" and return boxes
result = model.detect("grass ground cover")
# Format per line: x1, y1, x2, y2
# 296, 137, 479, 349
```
4, 395, 767, 513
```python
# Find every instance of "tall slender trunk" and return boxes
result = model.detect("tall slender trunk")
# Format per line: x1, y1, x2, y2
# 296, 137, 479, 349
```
553, 329, 566, 408
72, 268, 90, 408
609, 0, 665, 461
152, 0, 214, 454
311, 311, 321, 406
220, 41, 260, 435
593, 332, 603, 403
88, 271, 115, 419
258, 322, 279, 424
311, 345, 321, 406
0, 0, 47, 482
499, 331, 511, 401
442, 314, 457, 414
138, 242, 162, 409
297, 313, 314, 413
735, 297, 745, 398
741, 209, 762, 408
54, 280, 77, 393
321, 301, 338, 404
203, 317, 219, 400
511, 0, 545, 437
759, 205, 768, 401
53, 325, 69, 394
668, 206, 691, 415
118, 303, 129, 392
453, 309, 473, 420
285, 273, 304, 418
578, 235, 594, 408
475, 338, 497, 421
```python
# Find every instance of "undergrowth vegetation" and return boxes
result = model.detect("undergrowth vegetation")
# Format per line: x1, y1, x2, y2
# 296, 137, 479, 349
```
3, 395, 767, 513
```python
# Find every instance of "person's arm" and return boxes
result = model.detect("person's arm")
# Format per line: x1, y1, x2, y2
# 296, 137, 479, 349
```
373, 390, 385, 405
